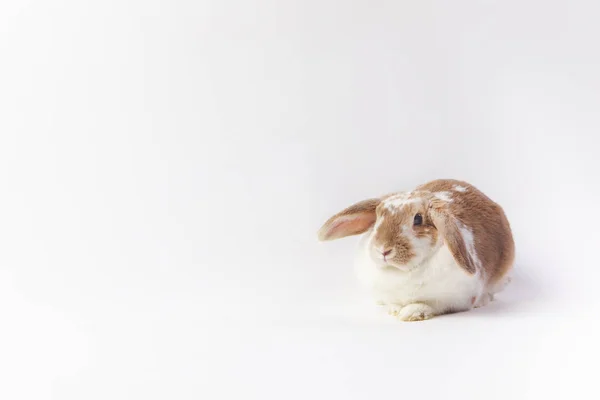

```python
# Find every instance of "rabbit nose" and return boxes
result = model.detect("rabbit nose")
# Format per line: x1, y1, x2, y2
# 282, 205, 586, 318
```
382, 249, 392, 257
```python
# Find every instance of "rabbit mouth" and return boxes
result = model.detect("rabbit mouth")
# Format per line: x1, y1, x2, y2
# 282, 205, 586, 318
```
375, 257, 413, 272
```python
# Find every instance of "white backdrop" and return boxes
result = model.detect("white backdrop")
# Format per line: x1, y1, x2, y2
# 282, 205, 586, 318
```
1, 1, 599, 399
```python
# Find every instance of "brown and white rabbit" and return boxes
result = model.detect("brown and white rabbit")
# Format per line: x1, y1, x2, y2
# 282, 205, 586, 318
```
317, 179, 515, 321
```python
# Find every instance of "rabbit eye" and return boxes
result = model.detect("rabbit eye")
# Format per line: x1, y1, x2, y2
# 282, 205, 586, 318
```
413, 213, 423, 226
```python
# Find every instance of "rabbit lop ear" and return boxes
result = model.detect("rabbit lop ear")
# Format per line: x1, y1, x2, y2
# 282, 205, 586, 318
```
428, 199, 479, 274
317, 198, 381, 241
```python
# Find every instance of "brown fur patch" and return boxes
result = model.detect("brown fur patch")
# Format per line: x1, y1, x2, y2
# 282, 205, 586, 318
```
371, 205, 415, 265
417, 179, 515, 284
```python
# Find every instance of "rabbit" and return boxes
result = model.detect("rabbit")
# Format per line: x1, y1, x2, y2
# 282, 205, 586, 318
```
317, 179, 515, 321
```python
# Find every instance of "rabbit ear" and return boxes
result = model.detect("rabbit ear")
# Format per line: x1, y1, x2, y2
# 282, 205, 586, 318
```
428, 200, 479, 274
317, 198, 381, 241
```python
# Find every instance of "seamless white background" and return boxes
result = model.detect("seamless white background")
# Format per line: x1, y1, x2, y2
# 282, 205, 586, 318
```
1, 1, 599, 399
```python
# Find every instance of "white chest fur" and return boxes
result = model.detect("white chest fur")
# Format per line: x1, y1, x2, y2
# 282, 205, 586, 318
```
353, 233, 483, 313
